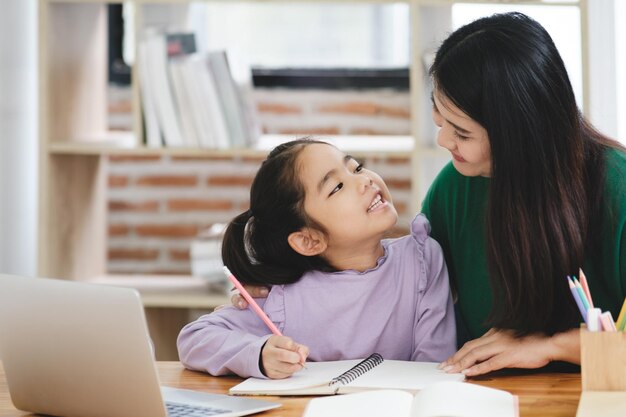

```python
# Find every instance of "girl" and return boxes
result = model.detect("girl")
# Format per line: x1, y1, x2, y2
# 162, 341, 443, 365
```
177, 139, 455, 379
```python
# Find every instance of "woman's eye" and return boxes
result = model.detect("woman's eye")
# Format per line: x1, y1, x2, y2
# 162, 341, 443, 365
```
354, 164, 363, 173
454, 131, 469, 141
330, 182, 343, 196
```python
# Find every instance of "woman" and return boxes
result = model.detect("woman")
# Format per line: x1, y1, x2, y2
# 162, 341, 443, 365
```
233, 12, 626, 376
424, 11, 625, 376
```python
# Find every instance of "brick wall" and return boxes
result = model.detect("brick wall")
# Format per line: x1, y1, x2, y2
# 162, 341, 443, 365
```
107, 86, 413, 275
251, 88, 411, 136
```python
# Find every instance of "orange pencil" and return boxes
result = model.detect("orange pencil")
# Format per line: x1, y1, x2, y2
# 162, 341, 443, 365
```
578, 268, 594, 309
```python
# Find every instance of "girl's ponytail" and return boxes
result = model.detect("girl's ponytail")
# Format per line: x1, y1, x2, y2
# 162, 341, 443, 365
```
221, 210, 259, 286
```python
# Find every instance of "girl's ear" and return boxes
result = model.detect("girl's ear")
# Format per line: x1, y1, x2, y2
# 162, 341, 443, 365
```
287, 228, 327, 257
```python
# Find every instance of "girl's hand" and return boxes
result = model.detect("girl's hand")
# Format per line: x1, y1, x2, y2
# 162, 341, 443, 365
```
230, 285, 270, 309
261, 335, 309, 379
439, 328, 580, 377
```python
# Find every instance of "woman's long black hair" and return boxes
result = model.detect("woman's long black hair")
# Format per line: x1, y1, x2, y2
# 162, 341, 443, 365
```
221, 138, 336, 286
430, 12, 624, 335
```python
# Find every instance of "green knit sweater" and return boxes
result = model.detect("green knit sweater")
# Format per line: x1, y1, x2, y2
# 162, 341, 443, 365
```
422, 148, 626, 344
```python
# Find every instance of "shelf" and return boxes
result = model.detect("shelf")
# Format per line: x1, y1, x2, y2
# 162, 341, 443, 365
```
419, 0, 580, 5
47, 134, 416, 157
46, 0, 581, 5
48, 141, 268, 157
133, 0, 412, 4
89, 275, 231, 309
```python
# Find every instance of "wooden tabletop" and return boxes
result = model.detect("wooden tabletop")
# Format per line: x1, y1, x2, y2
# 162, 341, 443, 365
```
0, 361, 581, 416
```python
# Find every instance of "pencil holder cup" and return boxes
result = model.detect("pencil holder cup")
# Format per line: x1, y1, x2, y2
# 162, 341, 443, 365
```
580, 328, 626, 391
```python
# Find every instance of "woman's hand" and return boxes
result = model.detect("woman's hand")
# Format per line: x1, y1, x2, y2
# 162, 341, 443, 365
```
261, 335, 309, 379
230, 285, 270, 309
439, 328, 580, 376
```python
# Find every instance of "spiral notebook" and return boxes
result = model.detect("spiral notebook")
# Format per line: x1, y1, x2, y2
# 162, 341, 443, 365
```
229, 353, 465, 396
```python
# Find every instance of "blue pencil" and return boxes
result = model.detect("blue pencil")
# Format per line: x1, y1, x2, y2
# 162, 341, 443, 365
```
567, 276, 587, 322
572, 277, 590, 311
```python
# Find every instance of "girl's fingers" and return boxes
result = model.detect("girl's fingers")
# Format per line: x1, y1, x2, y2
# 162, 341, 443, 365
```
263, 337, 308, 378
295, 344, 309, 364
269, 336, 306, 364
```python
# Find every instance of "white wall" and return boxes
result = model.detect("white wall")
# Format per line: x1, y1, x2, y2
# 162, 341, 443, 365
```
0, 0, 37, 276
588, 0, 618, 139
616, 0, 626, 144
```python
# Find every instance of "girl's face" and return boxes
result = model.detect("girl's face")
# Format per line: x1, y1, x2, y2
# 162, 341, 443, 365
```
298, 144, 398, 248
432, 91, 492, 177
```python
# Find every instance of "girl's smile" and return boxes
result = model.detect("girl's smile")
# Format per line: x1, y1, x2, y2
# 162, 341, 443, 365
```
367, 193, 389, 213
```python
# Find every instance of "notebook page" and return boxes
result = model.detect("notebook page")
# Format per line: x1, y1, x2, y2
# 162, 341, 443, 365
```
230, 359, 363, 394
343, 360, 465, 393
303, 390, 413, 417
411, 381, 518, 417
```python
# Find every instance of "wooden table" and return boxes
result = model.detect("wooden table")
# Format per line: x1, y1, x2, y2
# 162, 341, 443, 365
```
0, 361, 582, 416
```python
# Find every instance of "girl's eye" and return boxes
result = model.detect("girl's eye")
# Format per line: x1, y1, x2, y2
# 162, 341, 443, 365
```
454, 131, 469, 141
330, 182, 343, 196
354, 164, 363, 173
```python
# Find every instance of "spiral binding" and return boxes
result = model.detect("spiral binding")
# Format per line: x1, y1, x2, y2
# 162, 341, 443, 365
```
328, 353, 384, 387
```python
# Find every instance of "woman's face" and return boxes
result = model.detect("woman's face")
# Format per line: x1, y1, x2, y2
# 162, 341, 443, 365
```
432, 91, 492, 177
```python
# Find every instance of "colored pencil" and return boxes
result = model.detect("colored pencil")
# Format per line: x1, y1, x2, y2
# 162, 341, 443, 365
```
578, 269, 594, 309
567, 276, 587, 323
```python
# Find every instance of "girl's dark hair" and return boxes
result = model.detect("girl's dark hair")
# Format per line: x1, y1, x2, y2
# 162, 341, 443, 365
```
222, 138, 336, 286
430, 12, 625, 335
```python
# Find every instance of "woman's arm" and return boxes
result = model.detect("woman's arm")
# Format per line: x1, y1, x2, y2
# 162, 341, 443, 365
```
439, 328, 580, 376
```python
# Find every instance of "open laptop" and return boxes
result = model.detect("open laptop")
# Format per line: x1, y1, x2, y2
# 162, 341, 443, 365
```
0, 274, 280, 417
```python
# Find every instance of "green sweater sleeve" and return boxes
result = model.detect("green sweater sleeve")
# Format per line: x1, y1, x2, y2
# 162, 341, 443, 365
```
421, 162, 492, 342
587, 148, 626, 318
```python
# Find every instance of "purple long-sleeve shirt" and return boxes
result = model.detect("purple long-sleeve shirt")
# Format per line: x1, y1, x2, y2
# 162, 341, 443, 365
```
177, 214, 456, 378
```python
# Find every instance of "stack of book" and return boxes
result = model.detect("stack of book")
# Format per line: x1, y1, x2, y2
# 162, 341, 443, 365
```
137, 31, 260, 149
